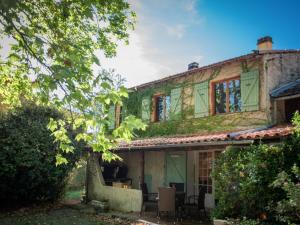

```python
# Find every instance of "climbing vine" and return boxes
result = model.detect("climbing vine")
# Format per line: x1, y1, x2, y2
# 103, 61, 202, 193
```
124, 60, 264, 137
124, 67, 222, 120
241, 60, 259, 73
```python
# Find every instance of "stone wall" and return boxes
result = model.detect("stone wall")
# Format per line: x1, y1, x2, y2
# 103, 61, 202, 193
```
134, 55, 271, 136
119, 152, 142, 189
263, 52, 300, 122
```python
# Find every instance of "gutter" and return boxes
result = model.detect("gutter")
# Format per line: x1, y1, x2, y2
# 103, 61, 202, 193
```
115, 139, 254, 152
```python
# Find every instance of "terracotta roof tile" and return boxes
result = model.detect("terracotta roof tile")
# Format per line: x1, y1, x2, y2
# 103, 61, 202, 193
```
117, 125, 293, 150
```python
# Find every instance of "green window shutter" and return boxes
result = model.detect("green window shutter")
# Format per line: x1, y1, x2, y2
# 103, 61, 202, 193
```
108, 105, 115, 130
170, 87, 182, 119
141, 97, 151, 122
194, 81, 209, 118
241, 70, 259, 111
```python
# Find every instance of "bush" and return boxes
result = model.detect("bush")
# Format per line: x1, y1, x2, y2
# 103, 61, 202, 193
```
272, 165, 300, 223
212, 112, 300, 224
0, 104, 84, 207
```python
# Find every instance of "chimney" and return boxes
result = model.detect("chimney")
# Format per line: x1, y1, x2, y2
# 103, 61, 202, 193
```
257, 36, 273, 51
188, 62, 199, 70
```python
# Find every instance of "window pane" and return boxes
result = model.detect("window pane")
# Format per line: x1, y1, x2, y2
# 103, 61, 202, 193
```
156, 96, 164, 121
215, 82, 227, 113
229, 79, 241, 112
165, 95, 171, 120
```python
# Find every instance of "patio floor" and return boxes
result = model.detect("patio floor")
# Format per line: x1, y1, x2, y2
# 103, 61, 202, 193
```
130, 211, 212, 225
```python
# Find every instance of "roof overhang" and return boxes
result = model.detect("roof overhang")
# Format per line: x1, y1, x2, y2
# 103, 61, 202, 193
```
115, 125, 293, 152
116, 139, 254, 152
270, 79, 300, 99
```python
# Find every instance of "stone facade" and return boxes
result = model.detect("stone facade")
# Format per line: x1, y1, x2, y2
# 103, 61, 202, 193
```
87, 49, 300, 212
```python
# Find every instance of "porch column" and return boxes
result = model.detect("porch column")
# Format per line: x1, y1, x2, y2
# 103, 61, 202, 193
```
140, 151, 145, 186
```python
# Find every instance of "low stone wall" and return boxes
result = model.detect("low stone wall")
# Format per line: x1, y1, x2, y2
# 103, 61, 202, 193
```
86, 153, 143, 212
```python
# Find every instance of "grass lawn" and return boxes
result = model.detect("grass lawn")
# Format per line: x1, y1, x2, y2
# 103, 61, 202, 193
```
0, 206, 134, 225
64, 189, 83, 201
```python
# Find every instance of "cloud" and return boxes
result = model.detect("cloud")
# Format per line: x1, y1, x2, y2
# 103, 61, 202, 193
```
184, 0, 197, 13
166, 24, 186, 39
99, 0, 206, 87
97, 32, 161, 88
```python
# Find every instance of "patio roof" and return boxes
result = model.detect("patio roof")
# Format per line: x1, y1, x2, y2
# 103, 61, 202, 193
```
117, 125, 293, 150
270, 78, 300, 99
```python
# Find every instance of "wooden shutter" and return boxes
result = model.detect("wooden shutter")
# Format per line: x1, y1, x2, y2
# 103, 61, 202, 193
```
170, 87, 182, 119
194, 81, 209, 118
108, 105, 115, 130
141, 97, 151, 122
241, 70, 259, 111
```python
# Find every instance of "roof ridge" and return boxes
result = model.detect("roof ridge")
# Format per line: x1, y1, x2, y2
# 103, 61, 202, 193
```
129, 50, 300, 90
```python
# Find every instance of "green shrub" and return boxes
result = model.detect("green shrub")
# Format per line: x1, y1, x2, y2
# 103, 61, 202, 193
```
0, 104, 84, 206
212, 112, 300, 224
272, 165, 300, 224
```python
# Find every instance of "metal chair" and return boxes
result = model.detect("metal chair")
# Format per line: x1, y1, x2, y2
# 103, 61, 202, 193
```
140, 183, 158, 213
169, 182, 184, 192
183, 186, 207, 219
169, 183, 186, 220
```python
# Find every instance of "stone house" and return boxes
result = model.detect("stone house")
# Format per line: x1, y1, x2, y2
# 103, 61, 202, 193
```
87, 36, 300, 212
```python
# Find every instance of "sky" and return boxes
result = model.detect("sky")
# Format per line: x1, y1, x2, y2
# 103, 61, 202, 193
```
1, 1, 300, 88
99, 0, 300, 87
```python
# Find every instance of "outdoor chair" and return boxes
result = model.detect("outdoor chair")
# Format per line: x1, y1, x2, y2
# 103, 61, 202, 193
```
169, 182, 184, 192
140, 183, 158, 213
182, 186, 207, 219
157, 187, 176, 219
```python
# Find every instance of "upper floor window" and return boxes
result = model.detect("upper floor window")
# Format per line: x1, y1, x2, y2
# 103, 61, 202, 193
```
215, 78, 241, 114
155, 95, 170, 121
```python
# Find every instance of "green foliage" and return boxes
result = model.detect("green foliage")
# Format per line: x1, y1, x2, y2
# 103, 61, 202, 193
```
124, 82, 175, 118
212, 112, 300, 224
272, 165, 300, 224
212, 145, 284, 220
0, 0, 146, 164
0, 104, 84, 206
124, 68, 223, 120
136, 112, 267, 137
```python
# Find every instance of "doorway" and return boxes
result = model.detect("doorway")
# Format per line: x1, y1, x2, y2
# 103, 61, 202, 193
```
285, 97, 300, 122
165, 151, 187, 191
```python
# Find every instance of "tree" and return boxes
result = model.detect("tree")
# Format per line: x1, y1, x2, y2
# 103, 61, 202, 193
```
0, 0, 146, 164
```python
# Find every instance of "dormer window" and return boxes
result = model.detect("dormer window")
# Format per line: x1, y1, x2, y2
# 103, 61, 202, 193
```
215, 78, 241, 114
154, 95, 170, 121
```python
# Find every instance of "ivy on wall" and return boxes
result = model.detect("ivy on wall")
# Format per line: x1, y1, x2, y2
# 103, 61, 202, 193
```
124, 67, 222, 120
241, 60, 259, 73
123, 60, 263, 137
135, 112, 268, 137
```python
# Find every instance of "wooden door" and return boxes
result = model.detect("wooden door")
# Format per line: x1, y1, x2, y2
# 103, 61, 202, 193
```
165, 152, 186, 191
